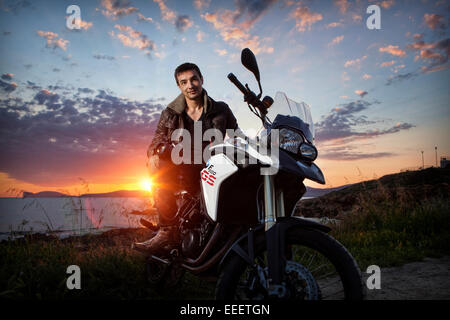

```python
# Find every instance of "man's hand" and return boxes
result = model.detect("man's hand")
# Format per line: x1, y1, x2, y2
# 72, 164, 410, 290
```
147, 155, 160, 174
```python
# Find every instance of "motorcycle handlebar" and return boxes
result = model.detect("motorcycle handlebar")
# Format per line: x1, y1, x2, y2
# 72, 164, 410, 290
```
227, 73, 248, 95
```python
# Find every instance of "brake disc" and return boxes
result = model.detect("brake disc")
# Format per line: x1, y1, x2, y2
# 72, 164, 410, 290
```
284, 260, 321, 300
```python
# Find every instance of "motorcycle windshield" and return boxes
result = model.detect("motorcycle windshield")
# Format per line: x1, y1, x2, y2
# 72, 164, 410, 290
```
269, 91, 315, 143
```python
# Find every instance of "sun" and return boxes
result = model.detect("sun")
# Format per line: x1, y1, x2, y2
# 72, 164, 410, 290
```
140, 178, 152, 193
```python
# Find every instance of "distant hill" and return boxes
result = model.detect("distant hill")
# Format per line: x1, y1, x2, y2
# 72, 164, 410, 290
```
22, 191, 67, 198
304, 185, 351, 198
80, 190, 150, 198
21, 190, 150, 198
296, 167, 450, 218
21, 186, 344, 199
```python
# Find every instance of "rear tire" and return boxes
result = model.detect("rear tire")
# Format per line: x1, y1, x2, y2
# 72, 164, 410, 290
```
216, 228, 364, 300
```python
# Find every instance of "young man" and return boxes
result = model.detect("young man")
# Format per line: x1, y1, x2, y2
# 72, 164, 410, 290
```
133, 63, 239, 253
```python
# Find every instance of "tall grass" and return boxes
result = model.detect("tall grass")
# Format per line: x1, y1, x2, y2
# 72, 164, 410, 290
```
331, 181, 450, 270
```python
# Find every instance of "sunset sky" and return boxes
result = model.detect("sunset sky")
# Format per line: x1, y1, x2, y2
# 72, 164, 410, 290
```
0, 0, 449, 196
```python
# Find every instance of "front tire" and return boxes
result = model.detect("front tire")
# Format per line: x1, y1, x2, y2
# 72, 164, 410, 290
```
216, 228, 364, 300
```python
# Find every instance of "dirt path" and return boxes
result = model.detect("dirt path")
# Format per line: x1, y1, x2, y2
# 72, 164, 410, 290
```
362, 256, 450, 300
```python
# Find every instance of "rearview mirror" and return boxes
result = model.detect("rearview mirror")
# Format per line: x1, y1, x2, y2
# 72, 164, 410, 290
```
241, 48, 260, 81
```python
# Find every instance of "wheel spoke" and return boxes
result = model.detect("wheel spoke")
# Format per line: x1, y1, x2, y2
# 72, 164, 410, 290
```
306, 253, 317, 268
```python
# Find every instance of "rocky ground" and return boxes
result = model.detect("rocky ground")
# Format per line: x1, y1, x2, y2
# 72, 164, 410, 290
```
362, 255, 450, 300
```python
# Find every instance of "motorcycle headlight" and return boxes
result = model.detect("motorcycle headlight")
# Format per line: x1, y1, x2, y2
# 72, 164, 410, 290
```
299, 142, 317, 161
276, 128, 318, 161
278, 128, 303, 154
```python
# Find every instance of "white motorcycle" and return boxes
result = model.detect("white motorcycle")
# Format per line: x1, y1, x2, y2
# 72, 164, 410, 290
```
143, 48, 364, 300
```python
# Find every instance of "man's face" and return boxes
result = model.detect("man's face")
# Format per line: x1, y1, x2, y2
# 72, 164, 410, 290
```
176, 70, 203, 101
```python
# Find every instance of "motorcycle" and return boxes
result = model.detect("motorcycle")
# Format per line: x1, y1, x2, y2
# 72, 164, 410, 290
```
143, 48, 364, 300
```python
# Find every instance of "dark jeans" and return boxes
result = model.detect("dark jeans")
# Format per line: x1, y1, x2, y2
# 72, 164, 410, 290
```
154, 163, 204, 227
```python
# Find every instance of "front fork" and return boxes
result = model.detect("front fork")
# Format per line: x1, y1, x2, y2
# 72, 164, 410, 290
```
263, 175, 288, 297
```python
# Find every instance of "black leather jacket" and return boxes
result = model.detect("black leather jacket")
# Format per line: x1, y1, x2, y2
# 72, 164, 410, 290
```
147, 89, 239, 158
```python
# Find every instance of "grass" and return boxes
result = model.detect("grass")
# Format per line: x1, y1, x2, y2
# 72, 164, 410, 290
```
0, 230, 216, 299
1, 169, 449, 299
331, 191, 450, 271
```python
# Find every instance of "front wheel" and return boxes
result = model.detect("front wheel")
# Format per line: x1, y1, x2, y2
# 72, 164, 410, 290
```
216, 228, 364, 300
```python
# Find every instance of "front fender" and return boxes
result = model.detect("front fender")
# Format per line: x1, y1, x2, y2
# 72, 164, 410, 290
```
219, 216, 331, 270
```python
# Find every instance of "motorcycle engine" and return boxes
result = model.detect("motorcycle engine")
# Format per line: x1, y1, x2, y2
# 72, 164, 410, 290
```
181, 229, 202, 258
179, 195, 211, 259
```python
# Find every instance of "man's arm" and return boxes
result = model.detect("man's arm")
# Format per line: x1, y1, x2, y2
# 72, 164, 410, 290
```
147, 109, 170, 158
146, 109, 171, 174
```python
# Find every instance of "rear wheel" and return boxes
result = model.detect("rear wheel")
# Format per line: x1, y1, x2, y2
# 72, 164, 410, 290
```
216, 228, 364, 300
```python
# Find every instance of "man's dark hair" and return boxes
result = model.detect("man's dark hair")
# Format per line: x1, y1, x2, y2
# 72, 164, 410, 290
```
174, 63, 203, 85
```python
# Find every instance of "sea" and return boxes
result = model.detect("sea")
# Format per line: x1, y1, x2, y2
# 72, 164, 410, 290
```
0, 197, 155, 240
0, 196, 327, 240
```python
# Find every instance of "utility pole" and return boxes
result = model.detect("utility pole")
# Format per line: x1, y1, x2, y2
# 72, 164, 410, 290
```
421, 150, 424, 169
435, 146, 438, 167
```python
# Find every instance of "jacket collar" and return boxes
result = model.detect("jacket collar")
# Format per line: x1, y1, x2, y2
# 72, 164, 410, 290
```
167, 89, 211, 115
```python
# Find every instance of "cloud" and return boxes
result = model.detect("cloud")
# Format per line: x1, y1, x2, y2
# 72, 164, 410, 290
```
344, 55, 367, 68
327, 21, 343, 28
328, 35, 344, 47
352, 13, 362, 23
334, 0, 349, 14
392, 64, 405, 73
0, 79, 18, 93
175, 15, 194, 32
424, 13, 446, 30
233, 0, 278, 29
379, 0, 395, 9
380, 60, 395, 67
203, 0, 277, 33
379, 45, 406, 57
36, 30, 69, 51
136, 12, 160, 28
111, 25, 156, 56
78, 88, 95, 94
99, 0, 138, 20
194, 0, 211, 10
153, 0, 176, 23
0, 86, 164, 185
362, 74, 372, 80
33, 89, 60, 108
1, 0, 31, 15
1, 73, 13, 81
406, 36, 449, 73
80, 20, 93, 30
315, 99, 415, 144
355, 90, 368, 97
202, 4, 275, 54
26, 81, 41, 90
385, 72, 419, 85
137, 12, 153, 23
93, 54, 116, 60
215, 49, 227, 56
289, 5, 323, 32
153, 0, 194, 33
196, 30, 205, 42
